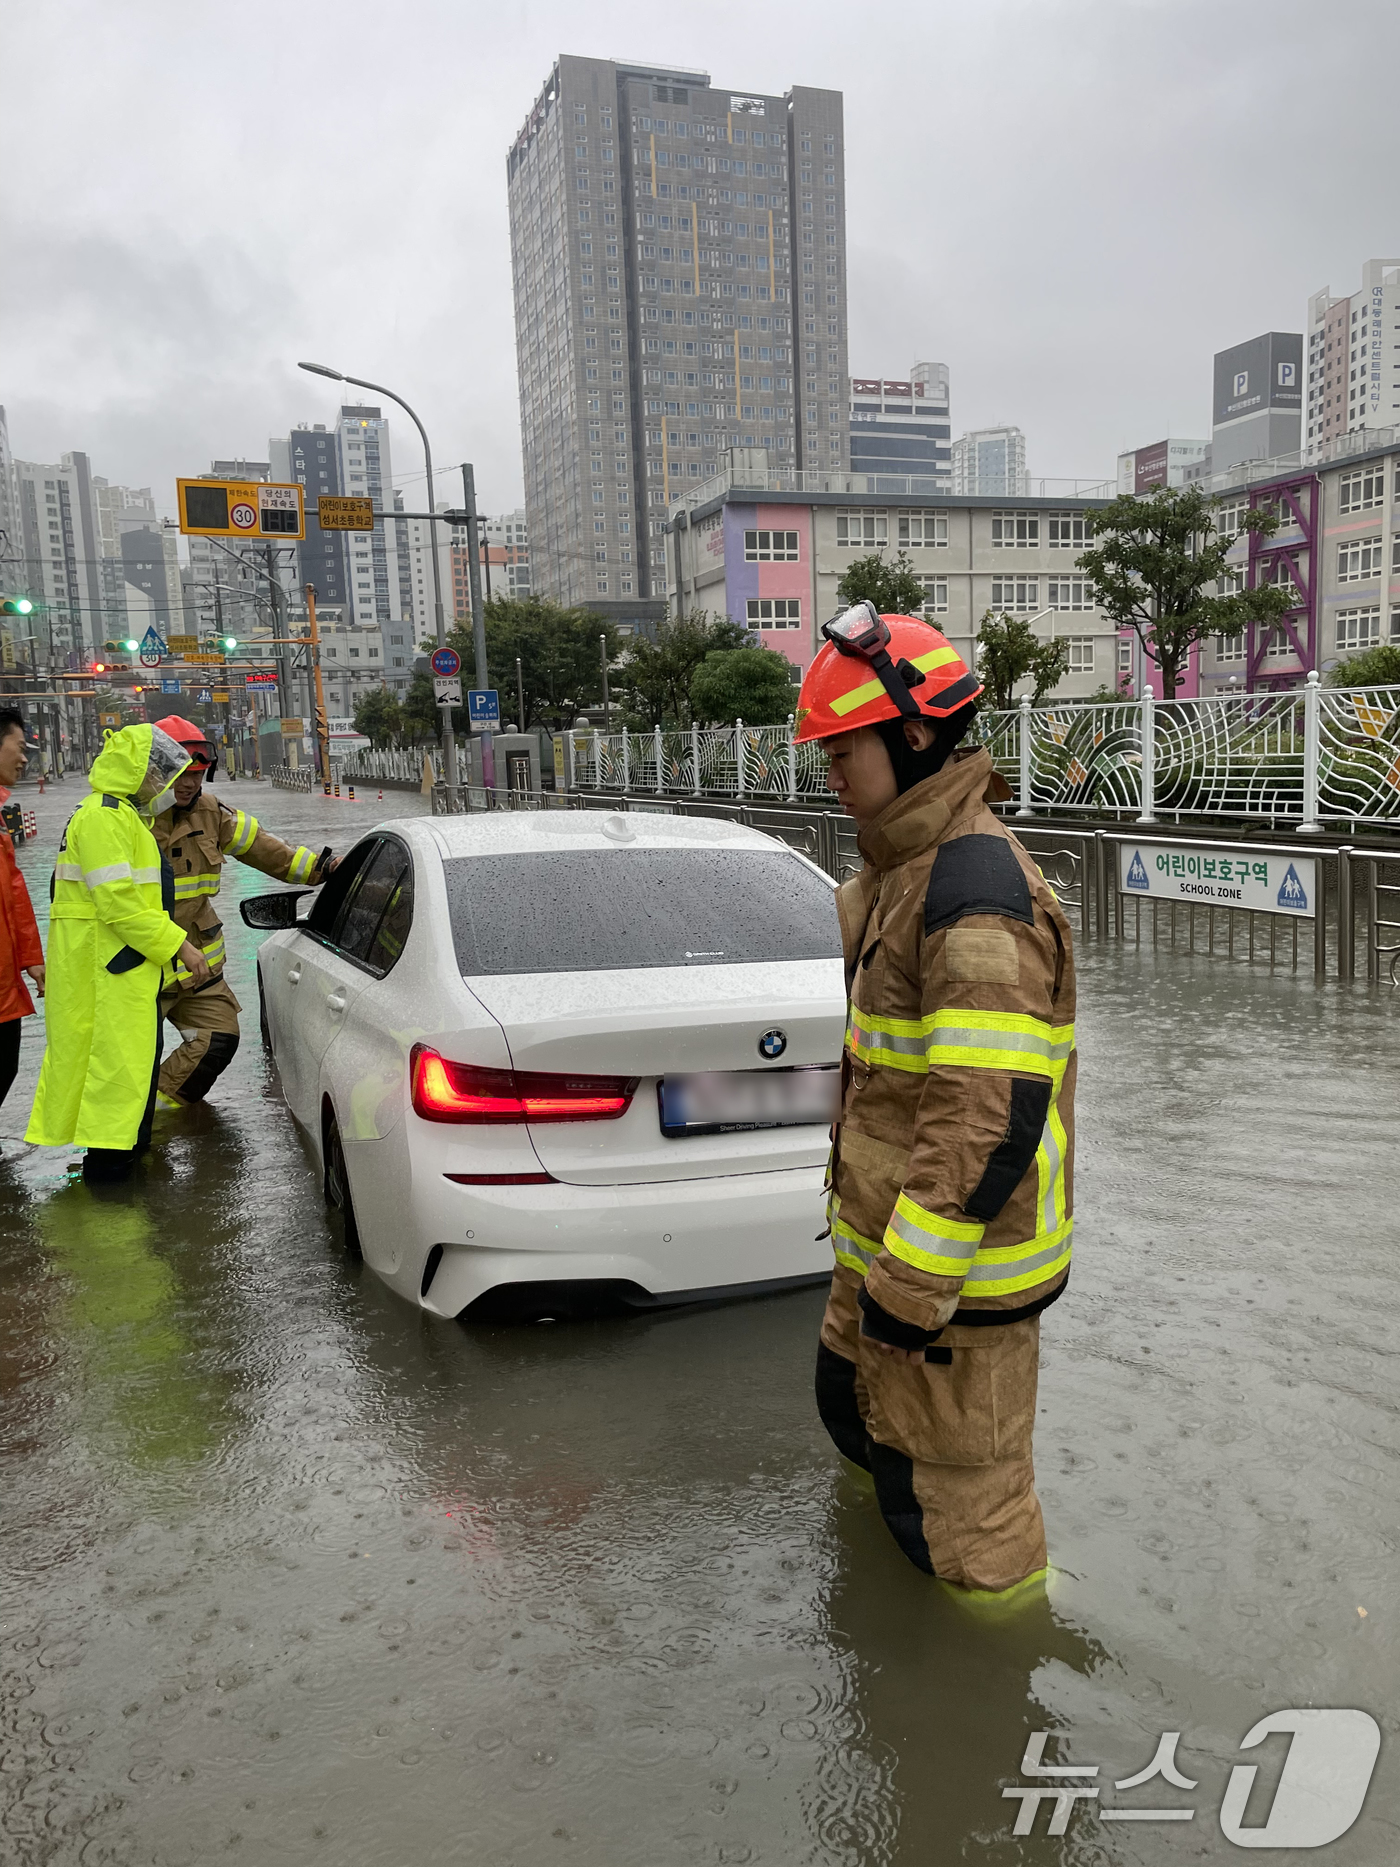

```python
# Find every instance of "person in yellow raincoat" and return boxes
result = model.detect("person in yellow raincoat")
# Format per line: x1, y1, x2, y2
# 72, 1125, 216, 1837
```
26, 724, 210, 1183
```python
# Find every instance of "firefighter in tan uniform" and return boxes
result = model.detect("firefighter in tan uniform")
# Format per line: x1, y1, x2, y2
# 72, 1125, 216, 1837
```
150, 716, 334, 1109
797, 607, 1076, 1598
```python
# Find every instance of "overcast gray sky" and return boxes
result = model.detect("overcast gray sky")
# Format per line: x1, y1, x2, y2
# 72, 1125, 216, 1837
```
4, 0, 1397, 522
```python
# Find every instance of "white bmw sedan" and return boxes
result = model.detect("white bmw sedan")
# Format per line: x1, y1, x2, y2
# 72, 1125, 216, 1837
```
245, 810, 846, 1321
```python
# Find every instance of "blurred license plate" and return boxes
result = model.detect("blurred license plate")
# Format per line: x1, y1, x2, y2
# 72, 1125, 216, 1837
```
659, 1066, 839, 1137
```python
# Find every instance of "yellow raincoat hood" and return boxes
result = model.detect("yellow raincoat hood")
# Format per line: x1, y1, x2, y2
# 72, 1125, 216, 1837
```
89, 723, 190, 814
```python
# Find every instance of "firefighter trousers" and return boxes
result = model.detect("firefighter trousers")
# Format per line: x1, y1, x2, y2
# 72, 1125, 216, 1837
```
815, 1264, 1046, 1591
158, 976, 242, 1106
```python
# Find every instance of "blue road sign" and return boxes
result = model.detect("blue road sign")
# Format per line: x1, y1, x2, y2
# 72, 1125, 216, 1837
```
161, 679, 182, 694
468, 688, 500, 726
1125, 850, 1150, 891
431, 646, 462, 678
196, 688, 213, 705
140, 624, 168, 656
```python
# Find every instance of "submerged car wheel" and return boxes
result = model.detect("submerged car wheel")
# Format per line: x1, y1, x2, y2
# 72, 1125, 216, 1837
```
323, 1110, 362, 1260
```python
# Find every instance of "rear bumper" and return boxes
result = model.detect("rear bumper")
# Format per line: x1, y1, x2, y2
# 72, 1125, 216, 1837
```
389, 1162, 830, 1318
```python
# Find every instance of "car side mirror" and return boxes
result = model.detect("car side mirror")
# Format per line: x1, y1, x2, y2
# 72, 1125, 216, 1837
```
239, 889, 313, 931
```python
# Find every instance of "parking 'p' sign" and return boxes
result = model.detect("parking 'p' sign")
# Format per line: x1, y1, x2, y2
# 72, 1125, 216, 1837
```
468, 689, 500, 726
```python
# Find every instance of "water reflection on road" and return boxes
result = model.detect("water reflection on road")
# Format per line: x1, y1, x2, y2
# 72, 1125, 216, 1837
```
1, 780, 1397, 1864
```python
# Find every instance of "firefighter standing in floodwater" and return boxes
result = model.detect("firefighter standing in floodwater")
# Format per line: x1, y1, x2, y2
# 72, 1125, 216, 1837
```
148, 715, 335, 1110
799, 604, 1076, 1598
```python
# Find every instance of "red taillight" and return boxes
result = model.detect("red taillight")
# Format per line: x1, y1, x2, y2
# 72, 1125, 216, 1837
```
410, 1045, 635, 1124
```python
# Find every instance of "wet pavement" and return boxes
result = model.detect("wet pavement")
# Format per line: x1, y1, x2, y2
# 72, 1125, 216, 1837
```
2, 775, 1398, 1865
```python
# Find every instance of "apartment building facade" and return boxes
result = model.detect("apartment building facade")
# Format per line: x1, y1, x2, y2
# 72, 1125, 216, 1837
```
507, 55, 847, 620
1307, 258, 1400, 452
951, 426, 1028, 497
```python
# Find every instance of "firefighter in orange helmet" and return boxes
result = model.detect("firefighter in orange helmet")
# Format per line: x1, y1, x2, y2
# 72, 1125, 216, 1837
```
148, 715, 336, 1110
801, 605, 1077, 1597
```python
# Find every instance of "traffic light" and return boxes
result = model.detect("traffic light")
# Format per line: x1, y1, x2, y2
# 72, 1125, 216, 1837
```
221, 636, 237, 652
1, 598, 34, 616
92, 661, 108, 674
123, 638, 140, 653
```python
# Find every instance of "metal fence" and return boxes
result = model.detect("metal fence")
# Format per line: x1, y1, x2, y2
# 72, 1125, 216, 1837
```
546, 679, 1400, 831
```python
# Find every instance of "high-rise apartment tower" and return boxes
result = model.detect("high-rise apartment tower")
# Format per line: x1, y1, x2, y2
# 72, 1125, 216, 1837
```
507, 55, 847, 622
1307, 258, 1400, 451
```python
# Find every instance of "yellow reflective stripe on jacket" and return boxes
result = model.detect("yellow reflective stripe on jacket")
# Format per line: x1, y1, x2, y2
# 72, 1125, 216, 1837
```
846, 1005, 1075, 1080
924, 1010, 1074, 1080
829, 644, 962, 719
881, 1192, 985, 1277
56, 859, 162, 889
225, 811, 258, 856
285, 846, 318, 883
829, 1194, 882, 1276
172, 871, 221, 898
846, 1005, 929, 1073
960, 1216, 1073, 1296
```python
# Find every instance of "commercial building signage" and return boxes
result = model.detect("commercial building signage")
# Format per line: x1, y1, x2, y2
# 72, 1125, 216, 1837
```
166, 634, 198, 654
1212, 333, 1303, 427
245, 671, 279, 686
1134, 442, 1169, 494
1118, 840, 1316, 918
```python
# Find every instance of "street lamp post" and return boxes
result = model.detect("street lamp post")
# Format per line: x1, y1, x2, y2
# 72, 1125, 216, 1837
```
299, 361, 459, 801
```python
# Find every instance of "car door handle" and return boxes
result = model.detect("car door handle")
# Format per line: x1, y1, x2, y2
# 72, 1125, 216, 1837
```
326, 992, 347, 1014
287, 966, 301, 985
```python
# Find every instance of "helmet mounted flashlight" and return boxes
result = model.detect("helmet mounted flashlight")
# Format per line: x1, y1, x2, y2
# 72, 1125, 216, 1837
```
820, 601, 928, 721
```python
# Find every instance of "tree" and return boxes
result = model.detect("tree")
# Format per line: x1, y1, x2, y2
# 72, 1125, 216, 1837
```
444, 596, 618, 731
974, 612, 1071, 710
619, 611, 750, 726
1075, 485, 1293, 698
353, 687, 402, 749
399, 669, 441, 744
835, 550, 928, 616
690, 645, 797, 725
1327, 644, 1400, 688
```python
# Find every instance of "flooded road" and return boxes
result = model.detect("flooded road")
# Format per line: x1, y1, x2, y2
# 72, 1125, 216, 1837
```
2, 776, 1398, 1864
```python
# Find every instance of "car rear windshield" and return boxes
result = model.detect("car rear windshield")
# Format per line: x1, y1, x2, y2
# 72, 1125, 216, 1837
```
443, 849, 840, 976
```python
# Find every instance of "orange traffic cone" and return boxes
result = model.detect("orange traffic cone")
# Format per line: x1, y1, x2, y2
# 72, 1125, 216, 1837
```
377, 788, 383, 803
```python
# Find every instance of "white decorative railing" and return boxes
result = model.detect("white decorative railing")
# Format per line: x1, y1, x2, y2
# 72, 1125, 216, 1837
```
336, 683, 1400, 826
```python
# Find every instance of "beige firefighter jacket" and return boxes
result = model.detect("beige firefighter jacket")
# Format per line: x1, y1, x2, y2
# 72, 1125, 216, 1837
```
829, 746, 1077, 1344
152, 791, 322, 985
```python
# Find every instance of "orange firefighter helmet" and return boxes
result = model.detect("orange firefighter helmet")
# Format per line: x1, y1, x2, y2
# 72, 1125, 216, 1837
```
794, 604, 982, 745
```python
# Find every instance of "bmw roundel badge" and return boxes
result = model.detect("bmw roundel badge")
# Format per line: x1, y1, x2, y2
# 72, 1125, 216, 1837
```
758, 1028, 788, 1060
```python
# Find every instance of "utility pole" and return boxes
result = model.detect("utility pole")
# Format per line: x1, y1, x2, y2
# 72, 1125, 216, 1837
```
304, 585, 332, 787
600, 634, 611, 731
515, 654, 524, 735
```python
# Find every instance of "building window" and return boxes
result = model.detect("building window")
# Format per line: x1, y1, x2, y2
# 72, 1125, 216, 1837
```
1214, 501, 1245, 535
1338, 467, 1386, 513
1066, 638, 1095, 673
1261, 628, 1295, 660
1215, 632, 1245, 661
1335, 605, 1381, 651
835, 510, 887, 548
1337, 535, 1383, 582
743, 528, 799, 561
1047, 577, 1093, 610
1047, 511, 1091, 549
747, 598, 801, 628
919, 577, 948, 614
1118, 638, 1133, 673
991, 512, 1039, 547
897, 512, 947, 548
990, 576, 1039, 612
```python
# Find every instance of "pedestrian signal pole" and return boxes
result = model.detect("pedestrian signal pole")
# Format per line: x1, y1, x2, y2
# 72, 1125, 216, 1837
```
304, 585, 332, 789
